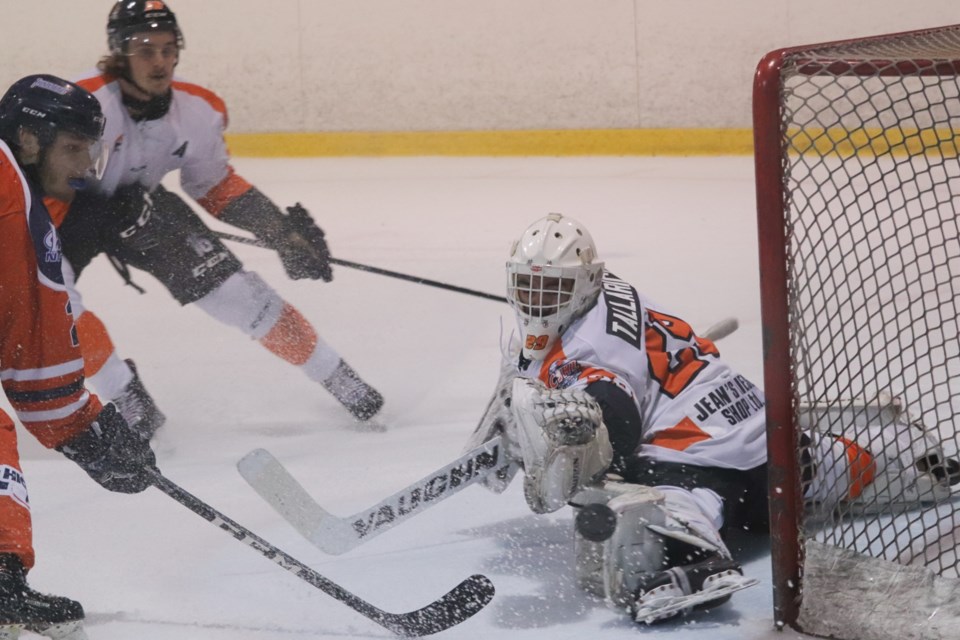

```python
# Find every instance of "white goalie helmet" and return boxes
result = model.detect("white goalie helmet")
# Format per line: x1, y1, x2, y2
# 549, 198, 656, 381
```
507, 213, 604, 360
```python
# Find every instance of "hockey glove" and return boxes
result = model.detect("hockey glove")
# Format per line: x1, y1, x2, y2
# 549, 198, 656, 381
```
218, 188, 333, 282
58, 404, 157, 494
275, 203, 333, 282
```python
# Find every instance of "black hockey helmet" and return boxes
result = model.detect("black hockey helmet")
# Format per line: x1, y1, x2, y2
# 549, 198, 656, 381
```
107, 0, 184, 55
0, 75, 106, 148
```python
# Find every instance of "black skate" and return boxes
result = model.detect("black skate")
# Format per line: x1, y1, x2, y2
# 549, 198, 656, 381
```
631, 555, 758, 624
322, 360, 384, 422
0, 554, 87, 639
112, 359, 166, 440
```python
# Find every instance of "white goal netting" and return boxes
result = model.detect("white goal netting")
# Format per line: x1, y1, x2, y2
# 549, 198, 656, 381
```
754, 24, 960, 639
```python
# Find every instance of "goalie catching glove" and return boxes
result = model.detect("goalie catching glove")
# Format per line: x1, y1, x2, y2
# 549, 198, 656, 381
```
58, 404, 157, 493
219, 188, 333, 281
511, 378, 613, 514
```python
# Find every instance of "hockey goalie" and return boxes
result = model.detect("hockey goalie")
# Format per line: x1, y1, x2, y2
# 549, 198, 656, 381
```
465, 213, 959, 624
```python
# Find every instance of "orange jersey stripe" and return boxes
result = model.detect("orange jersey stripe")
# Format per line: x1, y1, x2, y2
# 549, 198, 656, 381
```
197, 166, 253, 216
172, 80, 228, 122
648, 417, 712, 452
75, 73, 113, 94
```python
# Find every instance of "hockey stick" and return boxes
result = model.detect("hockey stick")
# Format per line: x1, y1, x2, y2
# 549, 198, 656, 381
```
149, 468, 494, 636
214, 230, 506, 304
237, 437, 504, 556
237, 317, 740, 556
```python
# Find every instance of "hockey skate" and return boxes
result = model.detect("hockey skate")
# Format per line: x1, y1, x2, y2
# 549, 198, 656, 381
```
630, 555, 758, 624
322, 360, 384, 422
112, 359, 166, 440
0, 555, 88, 640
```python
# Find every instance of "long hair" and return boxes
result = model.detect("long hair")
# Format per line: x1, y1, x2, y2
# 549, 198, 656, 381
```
97, 54, 127, 78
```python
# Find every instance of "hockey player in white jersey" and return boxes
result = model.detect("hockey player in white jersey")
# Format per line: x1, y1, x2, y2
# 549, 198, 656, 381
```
464, 213, 766, 623
55, 0, 383, 434
467, 213, 959, 624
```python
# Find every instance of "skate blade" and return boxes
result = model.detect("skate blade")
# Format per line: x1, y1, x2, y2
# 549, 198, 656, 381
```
634, 574, 759, 624
26, 620, 88, 640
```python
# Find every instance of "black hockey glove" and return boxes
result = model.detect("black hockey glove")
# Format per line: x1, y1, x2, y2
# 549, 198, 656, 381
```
57, 404, 157, 494
218, 188, 333, 282
275, 203, 333, 282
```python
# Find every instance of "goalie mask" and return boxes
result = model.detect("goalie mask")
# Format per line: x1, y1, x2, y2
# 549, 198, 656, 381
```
507, 213, 604, 360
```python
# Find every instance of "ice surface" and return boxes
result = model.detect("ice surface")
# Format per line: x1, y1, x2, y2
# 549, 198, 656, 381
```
4, 156, 807, 638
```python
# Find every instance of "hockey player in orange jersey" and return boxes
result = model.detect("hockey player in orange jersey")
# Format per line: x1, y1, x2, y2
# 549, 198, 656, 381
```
56, 0, 383, 438
0, 74, 158, 640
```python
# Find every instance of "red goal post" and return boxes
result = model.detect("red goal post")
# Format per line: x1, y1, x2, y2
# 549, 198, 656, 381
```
753, 24, 960, 637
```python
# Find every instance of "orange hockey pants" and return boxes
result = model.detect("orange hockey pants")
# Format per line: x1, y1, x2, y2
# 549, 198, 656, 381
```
0, 410, 33, 568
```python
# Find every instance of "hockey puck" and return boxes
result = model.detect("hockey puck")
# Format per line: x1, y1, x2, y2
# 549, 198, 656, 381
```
575, 503, 618, 542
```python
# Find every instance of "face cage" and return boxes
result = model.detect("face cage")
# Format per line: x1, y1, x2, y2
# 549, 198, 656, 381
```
507, 265, 578, 323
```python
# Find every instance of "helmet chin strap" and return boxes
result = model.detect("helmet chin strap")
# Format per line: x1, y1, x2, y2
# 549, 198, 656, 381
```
119, 77, 173, 121
118, 55, 177, 121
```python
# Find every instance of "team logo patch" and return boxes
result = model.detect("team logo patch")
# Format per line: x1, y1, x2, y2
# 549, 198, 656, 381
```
549, 359, 582, 389
0, 466, 30, 510
28, 194, 64, 285
43, 223, 61, 263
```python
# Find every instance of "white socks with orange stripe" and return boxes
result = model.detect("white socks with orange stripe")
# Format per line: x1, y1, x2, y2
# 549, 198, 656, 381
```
193, 271, 342, 383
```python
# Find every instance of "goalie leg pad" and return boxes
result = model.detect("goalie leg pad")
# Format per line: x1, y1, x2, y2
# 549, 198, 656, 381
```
653, 487, 730, 558
571, 483, 668, 604
572, 483, 733, 609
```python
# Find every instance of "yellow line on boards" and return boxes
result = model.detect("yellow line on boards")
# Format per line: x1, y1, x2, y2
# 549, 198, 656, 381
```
224, 128, 757, 157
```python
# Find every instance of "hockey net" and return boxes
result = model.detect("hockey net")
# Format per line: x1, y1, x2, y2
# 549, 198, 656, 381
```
753, 24, 960, 639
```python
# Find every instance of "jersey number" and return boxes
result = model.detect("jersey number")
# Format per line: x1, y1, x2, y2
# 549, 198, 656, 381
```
645, 310, 719, 398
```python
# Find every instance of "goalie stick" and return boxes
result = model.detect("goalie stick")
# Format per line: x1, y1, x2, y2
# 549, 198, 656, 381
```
237, 437, 504, 556
149, 468, 494, 636
239, 317, 740, 556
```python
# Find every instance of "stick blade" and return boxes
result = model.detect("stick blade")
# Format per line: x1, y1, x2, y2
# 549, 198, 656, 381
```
237, 449, 356, 555
378, 574, 495, 637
